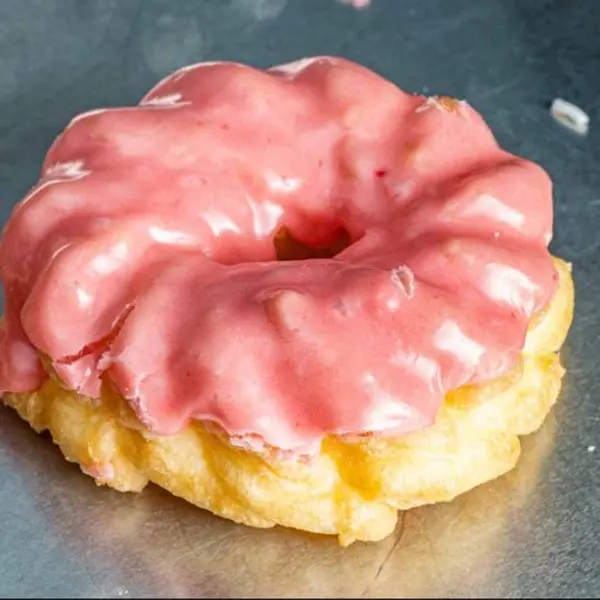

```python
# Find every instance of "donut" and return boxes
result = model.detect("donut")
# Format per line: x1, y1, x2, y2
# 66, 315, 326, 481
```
0, 56, 574, 544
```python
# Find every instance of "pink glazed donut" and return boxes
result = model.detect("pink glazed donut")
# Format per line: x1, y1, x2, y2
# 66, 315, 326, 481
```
0, 57, 561, 456
0, 57, 575, 543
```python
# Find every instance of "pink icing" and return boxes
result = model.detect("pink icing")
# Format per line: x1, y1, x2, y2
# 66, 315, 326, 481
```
0, 57, 558, 454
339, 0, 372, 9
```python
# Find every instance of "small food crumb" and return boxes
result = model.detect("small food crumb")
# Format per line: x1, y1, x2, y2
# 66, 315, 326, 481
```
390, 265, 415, 298
416, 95, 467, 115
338, 0, 371, 8
550, 98, 589, 136
587, 445, 595, 453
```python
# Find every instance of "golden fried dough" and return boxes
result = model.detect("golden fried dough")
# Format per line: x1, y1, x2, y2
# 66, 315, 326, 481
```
3, 257, 574, 545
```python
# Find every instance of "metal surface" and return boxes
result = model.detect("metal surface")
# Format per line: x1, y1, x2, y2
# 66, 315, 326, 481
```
0, 0, 598, 597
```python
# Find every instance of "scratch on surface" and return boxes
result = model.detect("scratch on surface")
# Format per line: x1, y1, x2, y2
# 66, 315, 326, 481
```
175, 516, 197, 557
474, 78, 522, 102
441, 497, 470, 534
421, 9, 483, 39
424, 531, 449, 594
361, 512, 408, 597
175, 516, 237, 562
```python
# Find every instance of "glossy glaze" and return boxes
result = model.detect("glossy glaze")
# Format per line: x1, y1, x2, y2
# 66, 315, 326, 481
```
0, 57, 557, 453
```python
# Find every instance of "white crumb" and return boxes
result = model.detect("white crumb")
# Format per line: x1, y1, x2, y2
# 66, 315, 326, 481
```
550, 98, 589, 136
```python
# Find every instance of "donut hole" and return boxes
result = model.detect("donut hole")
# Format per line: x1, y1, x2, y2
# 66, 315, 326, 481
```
273, 226, 352, 261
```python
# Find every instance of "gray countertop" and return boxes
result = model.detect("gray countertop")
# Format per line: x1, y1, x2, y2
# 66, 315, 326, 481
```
0, 0, 598, 597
